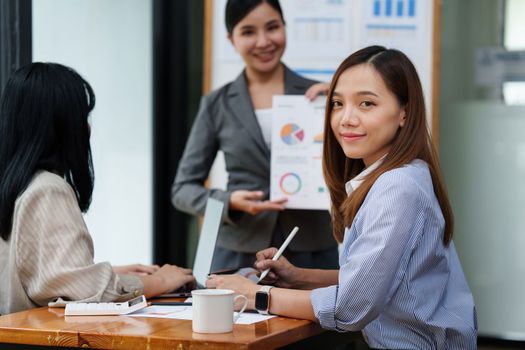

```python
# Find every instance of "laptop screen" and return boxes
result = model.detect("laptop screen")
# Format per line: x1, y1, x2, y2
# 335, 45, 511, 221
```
192, 197, 224, 287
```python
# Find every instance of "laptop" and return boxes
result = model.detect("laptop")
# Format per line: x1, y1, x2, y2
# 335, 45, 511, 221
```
192, 197, 224, 288
158, 197, 259, 298
158, 197, 224, 297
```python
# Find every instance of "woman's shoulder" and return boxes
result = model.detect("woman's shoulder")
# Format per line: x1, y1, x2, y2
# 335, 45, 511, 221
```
283, 65, 319, 91
204, 70, 247, 100
206, 81, 233, 98
291, 71, 318, 87
18, 171, 73, 204
29, 170, 69, 189
200, 80, 237, 110
13, 171, 79, 236
381, 159, 428, 180
372, 160, 432, 199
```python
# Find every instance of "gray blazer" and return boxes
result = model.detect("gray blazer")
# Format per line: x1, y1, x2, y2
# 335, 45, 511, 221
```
172, 65, 337, 253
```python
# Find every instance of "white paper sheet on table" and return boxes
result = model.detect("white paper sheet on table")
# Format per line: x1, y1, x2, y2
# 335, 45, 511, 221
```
128, 305, 275, 325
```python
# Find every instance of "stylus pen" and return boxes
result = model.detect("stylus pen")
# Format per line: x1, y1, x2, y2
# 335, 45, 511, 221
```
150, 302, 192, 306
258, 226, 299, 283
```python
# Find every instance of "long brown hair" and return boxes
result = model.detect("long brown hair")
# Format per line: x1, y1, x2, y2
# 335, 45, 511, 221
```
322, 46, 453, 245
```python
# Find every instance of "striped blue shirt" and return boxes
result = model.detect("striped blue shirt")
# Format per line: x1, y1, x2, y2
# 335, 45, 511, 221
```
310, 159, 477, 349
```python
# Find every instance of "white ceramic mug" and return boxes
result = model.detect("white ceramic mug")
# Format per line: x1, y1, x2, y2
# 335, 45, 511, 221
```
191, 289, 248, 333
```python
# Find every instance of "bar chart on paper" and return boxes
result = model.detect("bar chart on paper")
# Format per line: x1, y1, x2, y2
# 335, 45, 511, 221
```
367, 0, 420, 32
373, 0, 417, 18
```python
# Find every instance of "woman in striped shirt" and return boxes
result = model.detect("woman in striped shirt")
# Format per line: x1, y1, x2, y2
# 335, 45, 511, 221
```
207, 46, 477, 349
0, 63, 195, 315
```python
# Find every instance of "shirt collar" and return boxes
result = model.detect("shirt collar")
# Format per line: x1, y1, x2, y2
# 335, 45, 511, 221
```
345, 155, 386, 196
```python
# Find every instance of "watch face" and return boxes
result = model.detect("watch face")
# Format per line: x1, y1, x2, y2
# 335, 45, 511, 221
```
255, 291, 269, 311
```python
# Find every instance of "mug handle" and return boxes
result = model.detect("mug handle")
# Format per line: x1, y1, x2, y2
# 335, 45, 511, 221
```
233, 295, 248, 323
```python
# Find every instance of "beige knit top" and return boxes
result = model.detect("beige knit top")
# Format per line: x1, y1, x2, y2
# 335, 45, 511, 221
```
0, 171, 143, 315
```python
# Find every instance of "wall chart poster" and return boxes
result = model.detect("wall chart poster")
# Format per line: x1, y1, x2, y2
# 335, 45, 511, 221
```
270, 96, 330, 211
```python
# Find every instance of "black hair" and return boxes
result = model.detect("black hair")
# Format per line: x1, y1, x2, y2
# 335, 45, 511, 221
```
225, 0, 284, 34
0, 62, 95, 240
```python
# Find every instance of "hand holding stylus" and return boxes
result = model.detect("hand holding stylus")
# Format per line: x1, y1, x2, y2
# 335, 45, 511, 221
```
257, 227, 299, 283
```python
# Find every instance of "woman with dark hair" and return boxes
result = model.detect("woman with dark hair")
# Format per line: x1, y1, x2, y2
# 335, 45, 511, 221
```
172, 0, 338, 271
207, 46, 477, 349
0, 63, 194, 315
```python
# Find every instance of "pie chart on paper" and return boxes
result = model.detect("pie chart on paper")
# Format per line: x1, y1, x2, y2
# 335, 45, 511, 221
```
280, 123, 305, 145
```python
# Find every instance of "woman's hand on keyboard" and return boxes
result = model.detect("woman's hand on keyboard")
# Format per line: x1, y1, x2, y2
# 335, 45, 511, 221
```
140, 264, 196, 298
112, 263, 160, 276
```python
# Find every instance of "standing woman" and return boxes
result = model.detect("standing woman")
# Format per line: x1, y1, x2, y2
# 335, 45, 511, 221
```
172, 0, 338, 270
207, 46, 477, 349
0, 63, 195, 315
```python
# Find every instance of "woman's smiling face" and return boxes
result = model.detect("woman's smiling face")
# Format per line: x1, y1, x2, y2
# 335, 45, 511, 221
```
229, 2, 286, 75
330, 63, 406, 167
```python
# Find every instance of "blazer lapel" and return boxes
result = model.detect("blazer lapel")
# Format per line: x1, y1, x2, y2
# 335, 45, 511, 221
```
226, 71, 270, 159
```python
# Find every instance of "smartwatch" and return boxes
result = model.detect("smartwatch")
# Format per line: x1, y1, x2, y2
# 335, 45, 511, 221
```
255, 285, 274, 315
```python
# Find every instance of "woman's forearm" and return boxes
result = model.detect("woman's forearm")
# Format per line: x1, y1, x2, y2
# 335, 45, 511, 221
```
139, 274, 165, 298
294, 268, 339, 289
269, 288, 317, 321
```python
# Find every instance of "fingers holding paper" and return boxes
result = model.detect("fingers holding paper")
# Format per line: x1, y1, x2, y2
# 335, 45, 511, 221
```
304, 82, 330, 101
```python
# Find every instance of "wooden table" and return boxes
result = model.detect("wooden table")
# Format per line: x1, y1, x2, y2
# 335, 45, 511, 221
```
0, 304, 359, 349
